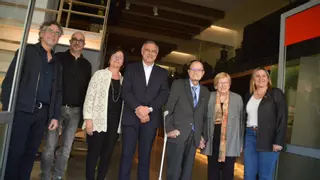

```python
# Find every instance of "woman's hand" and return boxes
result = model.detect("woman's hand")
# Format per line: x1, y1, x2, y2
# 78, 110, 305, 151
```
198, 136, 206, 149
273, 144, 283, 152
86, 120, 94, 136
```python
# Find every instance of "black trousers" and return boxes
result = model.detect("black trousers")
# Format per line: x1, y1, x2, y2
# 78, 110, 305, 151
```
118, 123, 157, 180
166, 131, 196, 180
5, 108, 48, 180
207, 138, 236, 180
86, 122, 119, 180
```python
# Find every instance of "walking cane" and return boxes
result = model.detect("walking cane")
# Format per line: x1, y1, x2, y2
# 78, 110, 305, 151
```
158, 110, 169, 180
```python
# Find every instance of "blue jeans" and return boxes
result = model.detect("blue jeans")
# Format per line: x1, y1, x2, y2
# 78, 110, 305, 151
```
244, 128, 279, 180
41, 107, 81, 179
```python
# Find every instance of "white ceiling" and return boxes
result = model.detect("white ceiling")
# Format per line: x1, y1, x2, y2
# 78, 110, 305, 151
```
180, 0, 246, 12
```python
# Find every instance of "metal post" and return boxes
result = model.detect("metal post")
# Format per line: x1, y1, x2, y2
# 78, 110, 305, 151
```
101, 0, 111, 36
1, 0, 36, 179
57, 0, 65, 23
99, 0, 111, 69
277, 14, 287, 92
66, 0, 73, 28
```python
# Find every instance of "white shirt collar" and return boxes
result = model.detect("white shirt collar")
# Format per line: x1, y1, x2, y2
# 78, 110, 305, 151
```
142, 61, 154, 68
189, 79, 200, 89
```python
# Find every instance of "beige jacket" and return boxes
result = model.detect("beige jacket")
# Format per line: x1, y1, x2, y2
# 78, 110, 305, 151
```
82, 68, 123, 133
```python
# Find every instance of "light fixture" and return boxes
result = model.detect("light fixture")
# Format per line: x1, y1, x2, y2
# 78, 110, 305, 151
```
153, 6, 158, 16
171, 51, 194, 56
210, 25, 235, 33
125, 1, 130, 10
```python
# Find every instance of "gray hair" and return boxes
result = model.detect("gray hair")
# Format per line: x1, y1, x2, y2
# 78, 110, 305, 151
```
38, 21, 63, 41
142, 40, 159, 52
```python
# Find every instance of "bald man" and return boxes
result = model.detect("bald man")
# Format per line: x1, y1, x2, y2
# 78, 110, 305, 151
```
40, 32, 92, 180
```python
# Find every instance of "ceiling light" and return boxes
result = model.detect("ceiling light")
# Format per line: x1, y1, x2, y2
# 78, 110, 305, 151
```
210, 25, 235, 33
125, 2, 130, 10
153, 6, 158, 16
171, 51, 195, 56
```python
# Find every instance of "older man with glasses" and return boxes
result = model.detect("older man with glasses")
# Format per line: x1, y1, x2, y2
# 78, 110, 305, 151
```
2, 21, 63, 180
40, 32, 92, 180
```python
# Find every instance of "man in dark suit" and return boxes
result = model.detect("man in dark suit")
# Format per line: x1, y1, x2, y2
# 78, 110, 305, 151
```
165, 60, 210, 180
119, 41, 169, 180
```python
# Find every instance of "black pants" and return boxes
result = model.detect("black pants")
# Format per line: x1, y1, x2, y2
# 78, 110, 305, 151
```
118, 124, 157, 180
5, 108, 48, 180
166, 132, 196, 180
207, 139, 236, 180
86, 123, 119, 180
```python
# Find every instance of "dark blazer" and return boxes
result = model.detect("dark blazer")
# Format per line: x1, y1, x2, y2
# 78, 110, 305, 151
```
1, 43, 62, 120
121, 62, 169, 128
244, 87, 288, 151
165, 79, 210, 147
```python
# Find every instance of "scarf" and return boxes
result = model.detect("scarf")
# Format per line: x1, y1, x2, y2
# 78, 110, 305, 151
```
214, 92, 229, 162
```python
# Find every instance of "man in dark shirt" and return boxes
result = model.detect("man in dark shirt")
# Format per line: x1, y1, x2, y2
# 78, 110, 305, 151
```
40, 32, 92, 180
2, 21, 63, 180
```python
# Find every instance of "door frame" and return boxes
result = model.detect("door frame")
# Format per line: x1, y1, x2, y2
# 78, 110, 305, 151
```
0, 0, 36, 179
276, 0, 320, 179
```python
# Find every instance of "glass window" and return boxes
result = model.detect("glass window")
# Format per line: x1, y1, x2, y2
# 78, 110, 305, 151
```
271, 54, 320, 149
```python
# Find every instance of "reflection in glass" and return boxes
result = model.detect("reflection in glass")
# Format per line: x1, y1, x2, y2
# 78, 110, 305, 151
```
0, 123, 8, 170
278, 152, 320, 180
270, 54, 320, 149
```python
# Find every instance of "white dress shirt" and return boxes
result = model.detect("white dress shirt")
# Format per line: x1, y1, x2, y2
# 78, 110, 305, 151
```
143, 61, 154, 85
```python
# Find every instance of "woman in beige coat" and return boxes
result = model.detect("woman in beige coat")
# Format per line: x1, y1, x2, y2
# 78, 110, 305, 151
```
201, 72, 244, 180
82, 49, 126, 180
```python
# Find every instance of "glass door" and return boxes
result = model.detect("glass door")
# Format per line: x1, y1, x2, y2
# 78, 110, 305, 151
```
276, 1, 320, 179
0, 0, 36, 179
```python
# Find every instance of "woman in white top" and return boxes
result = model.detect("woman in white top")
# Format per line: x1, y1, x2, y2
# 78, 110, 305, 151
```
244, 67, 287, 180
82, 49, 126, 180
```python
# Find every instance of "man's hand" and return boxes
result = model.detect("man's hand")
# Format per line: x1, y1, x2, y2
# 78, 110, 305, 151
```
135, 106, 151, 123
140, 115, 150, 123
136, 111, 150, 123
167, 129, 180, 138
48, 119, 59, 130
135, 106, 150, 117
198, 136, 206, 149
85, 119, 94, 136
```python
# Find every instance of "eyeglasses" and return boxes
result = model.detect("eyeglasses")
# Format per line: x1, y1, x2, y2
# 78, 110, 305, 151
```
45, 28, 62, 36
189, 68, 204, 72
144, 48, 158, 54
218, 82, 230, 86
112, 54, 124, 61
70, 38, 85, 44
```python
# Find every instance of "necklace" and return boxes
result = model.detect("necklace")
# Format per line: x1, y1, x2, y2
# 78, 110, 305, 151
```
110, 79, 121, 102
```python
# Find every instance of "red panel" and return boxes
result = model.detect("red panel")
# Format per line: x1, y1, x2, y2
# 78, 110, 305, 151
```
285, 4, 320, 46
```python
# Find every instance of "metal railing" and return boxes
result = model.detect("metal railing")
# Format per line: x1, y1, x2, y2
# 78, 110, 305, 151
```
0, 0, 110, 68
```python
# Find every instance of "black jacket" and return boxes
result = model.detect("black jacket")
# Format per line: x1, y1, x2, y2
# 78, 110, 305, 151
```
121, 62, 169, 128
1, 43, 62, 120
244, 87, 288, 151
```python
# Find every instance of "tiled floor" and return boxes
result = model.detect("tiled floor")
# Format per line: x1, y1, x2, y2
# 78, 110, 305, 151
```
31, 136, 244, 180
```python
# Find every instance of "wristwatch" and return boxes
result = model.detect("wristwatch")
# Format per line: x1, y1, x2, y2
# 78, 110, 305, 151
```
148, 107, 153, 112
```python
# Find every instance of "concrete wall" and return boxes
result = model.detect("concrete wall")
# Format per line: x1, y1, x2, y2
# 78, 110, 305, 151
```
0, 0, 57, 25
